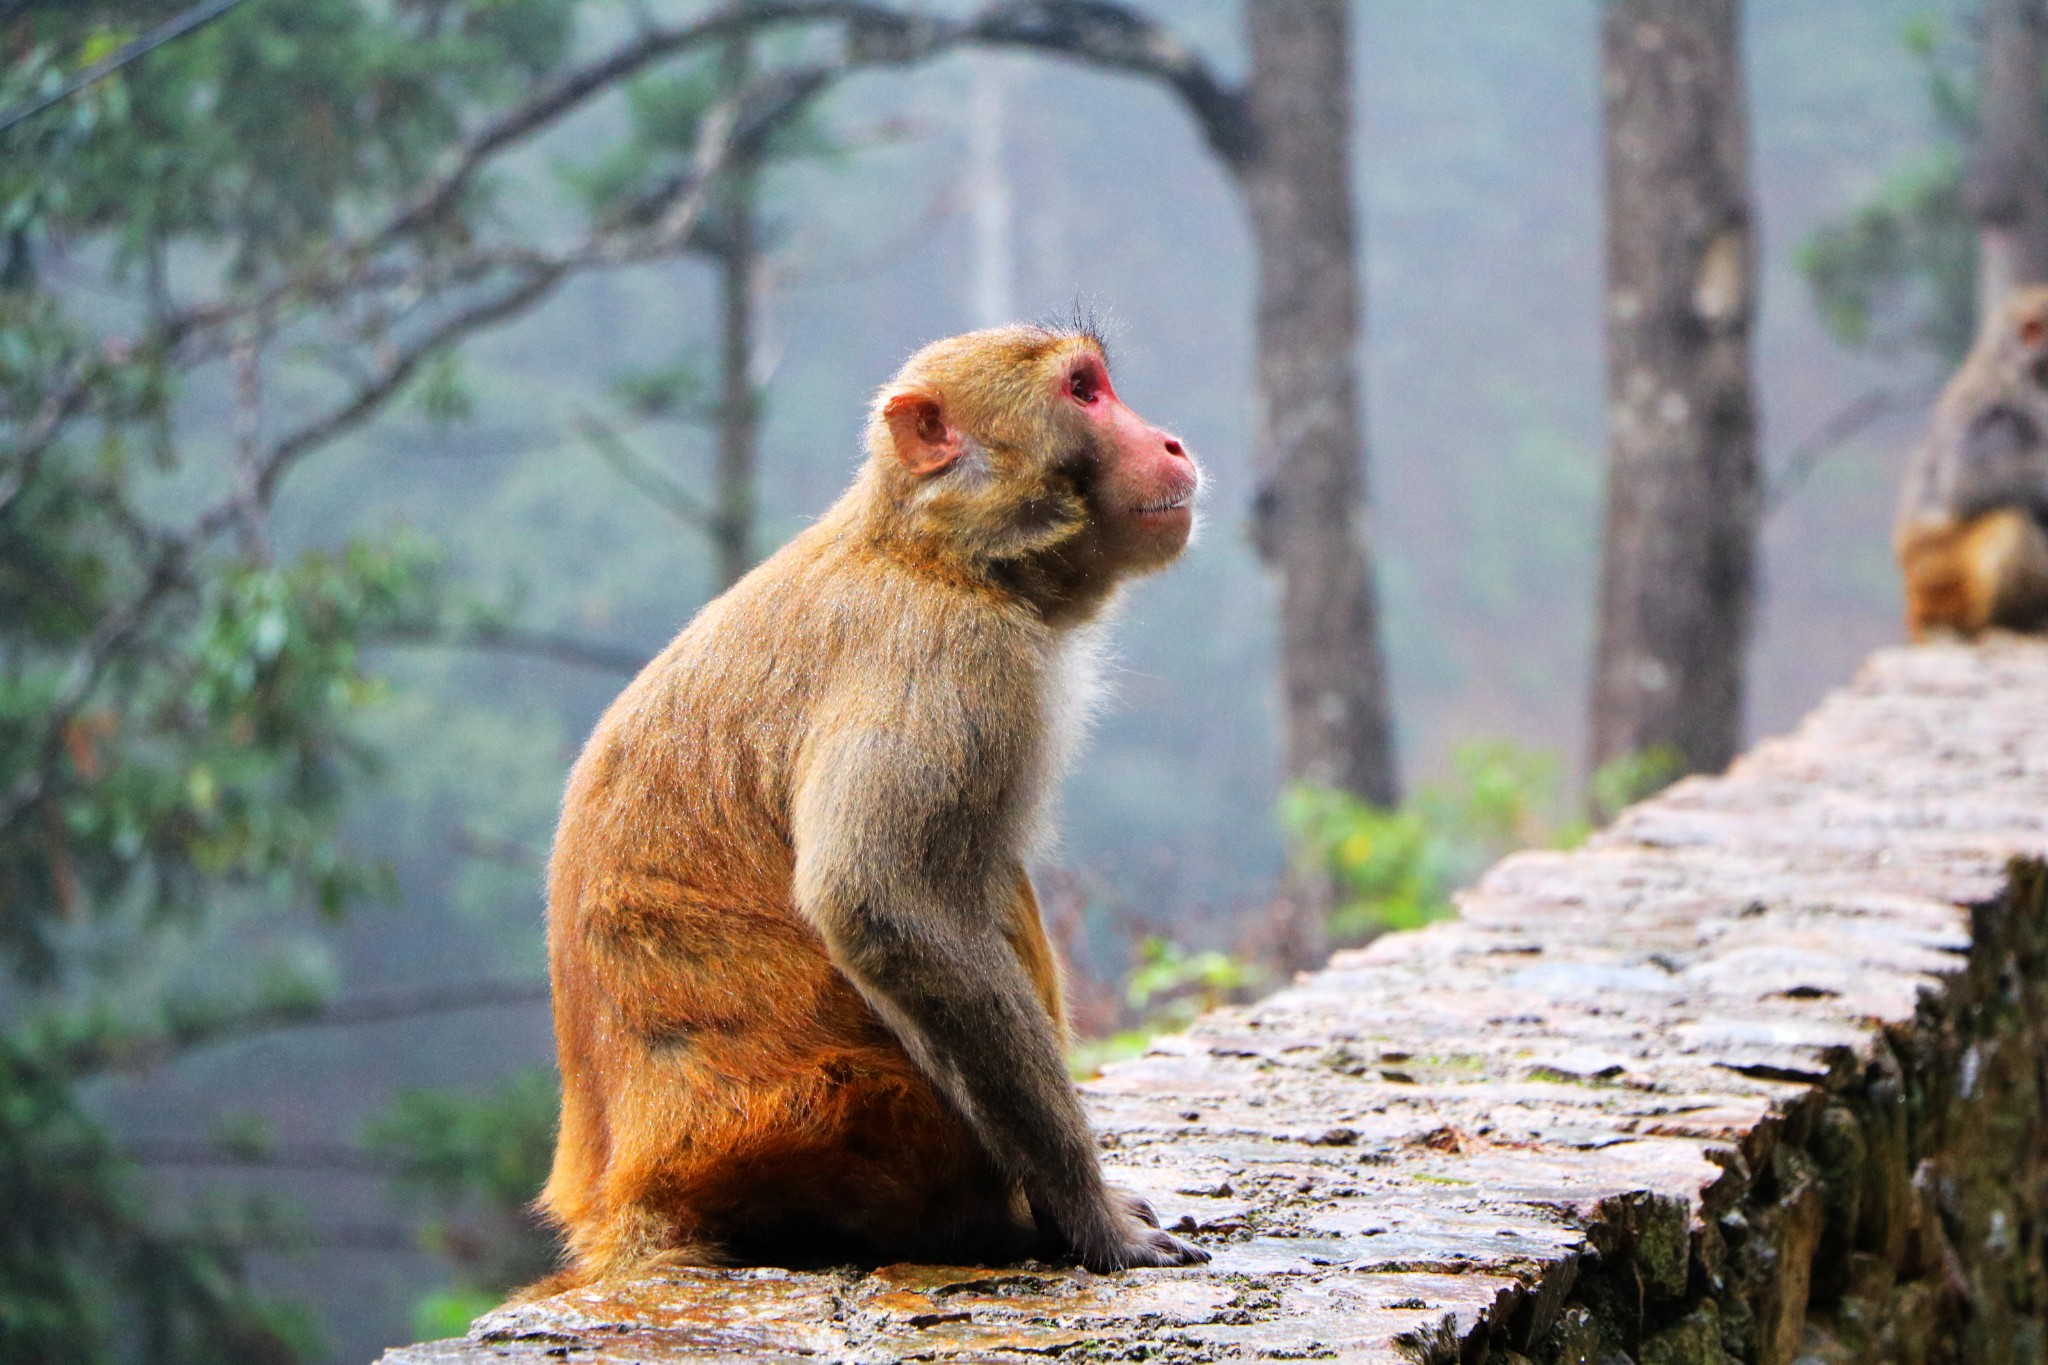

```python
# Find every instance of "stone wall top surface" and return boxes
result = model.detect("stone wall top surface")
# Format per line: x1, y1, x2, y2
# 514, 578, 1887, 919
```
380, 641, 2048, 1365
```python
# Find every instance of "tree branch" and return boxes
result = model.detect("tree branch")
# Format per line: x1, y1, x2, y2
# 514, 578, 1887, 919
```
382, 620, 648, 676
127, 1137, 396, 1176
572, 413, 718, 532
963, 1, 1252, 167
71, 977, 551, 1075
376, 1, 892, 243
1763, 380, 1939, 515
0, 0, 254, 136
0, 353, 93, 517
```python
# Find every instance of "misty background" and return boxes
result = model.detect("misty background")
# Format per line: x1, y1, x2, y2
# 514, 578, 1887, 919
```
4, 2, 1966, 1361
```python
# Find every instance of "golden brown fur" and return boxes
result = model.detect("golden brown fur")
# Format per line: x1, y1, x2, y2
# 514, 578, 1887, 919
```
534, 326, 1206, 1290
1896, 287, 2048, 639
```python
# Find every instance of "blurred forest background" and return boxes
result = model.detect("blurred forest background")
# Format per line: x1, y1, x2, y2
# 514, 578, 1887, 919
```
0, 1, 2008, 1361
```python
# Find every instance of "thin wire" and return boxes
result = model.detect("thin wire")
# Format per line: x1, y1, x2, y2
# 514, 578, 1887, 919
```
0, 0, 253, 137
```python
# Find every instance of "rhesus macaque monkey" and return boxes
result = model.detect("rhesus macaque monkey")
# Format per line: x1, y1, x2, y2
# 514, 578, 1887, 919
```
1896, 286, 2048, 639
533, 325, 1208, 1289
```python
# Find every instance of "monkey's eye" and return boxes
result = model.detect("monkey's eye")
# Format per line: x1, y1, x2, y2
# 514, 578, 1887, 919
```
1068, 365, 1102, 405
2024, 317, 2047, 348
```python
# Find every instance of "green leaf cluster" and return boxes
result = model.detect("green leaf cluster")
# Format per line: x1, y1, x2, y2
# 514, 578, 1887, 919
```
363, 1069, 561, 1316
1798, 14, 1986, 365
1283, 740, 1680, 944
0, 1, 598, 1358
0, 1027, 319, 1365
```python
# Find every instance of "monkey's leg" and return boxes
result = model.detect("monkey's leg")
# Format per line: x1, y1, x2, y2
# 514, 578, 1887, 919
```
1981, 508, 2048, 630
1899, 517, 1996, 640
555, 875, 852, 1278
571, 873, 1039, 1271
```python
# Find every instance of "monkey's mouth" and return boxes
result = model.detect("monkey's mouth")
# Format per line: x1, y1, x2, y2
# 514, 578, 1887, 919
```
1132, 490, 1196, 517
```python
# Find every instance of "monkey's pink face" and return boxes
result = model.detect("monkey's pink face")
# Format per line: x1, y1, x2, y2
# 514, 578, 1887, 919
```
1061, 351, 1200, 570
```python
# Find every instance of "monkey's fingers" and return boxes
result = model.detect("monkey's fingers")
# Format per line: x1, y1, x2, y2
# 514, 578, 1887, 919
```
1125, 1228, 1210, 1268
1109, 1187, 1161, 1229
1078, 1221, 1211, 1271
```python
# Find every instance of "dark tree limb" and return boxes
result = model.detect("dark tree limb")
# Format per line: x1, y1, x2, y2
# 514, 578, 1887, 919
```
126, 1138, 396, 1176
382, 620, 648, 677
71, 977, 551, 1075
572, 413, 718, 533
1763, 381, 1940, 515
963, 1, 1252, 166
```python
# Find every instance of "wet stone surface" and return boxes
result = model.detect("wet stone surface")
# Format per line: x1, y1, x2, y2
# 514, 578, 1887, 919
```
379, 641, 2048, 1364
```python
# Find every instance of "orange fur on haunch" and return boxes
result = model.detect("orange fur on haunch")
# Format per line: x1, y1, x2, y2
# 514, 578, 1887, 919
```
1899, 509, 2048, 641
1895, 288, 2048, 639
533, 326, 1208, 1290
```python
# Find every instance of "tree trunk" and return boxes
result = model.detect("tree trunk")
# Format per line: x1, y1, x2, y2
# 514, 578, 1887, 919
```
1968, 0, 2048, 321
1238, 0, 1395, 806
1237, 0, 1395, 970
713, 26, 761, 592
1587, 0, 1758, 780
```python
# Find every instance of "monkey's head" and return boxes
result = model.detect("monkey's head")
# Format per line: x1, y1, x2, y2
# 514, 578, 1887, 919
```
864, 325, 1200, 591
1976, 285, 2048, 391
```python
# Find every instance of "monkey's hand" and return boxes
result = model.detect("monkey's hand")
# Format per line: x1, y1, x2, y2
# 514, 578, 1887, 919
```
1060, 1187, 1210, 1271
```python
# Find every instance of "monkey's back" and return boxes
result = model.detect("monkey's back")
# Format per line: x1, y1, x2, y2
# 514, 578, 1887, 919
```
538, 512, 1030, 1274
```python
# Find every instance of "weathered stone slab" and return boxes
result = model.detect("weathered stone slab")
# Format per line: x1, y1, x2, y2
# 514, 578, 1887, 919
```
378, 640, 2048, 1364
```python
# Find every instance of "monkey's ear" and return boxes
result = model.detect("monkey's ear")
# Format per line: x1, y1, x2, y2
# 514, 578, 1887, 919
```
882, 391, 965, 476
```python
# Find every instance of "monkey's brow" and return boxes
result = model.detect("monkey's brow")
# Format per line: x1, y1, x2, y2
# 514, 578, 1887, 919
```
1035, 304, 1110, 363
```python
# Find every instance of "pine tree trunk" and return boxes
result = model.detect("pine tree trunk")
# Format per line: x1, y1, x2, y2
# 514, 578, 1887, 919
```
1969, 0, 2048, 321
1587, 0, 1758, 780
1239, 0, 1396, 807
1237, 0, 1395, 970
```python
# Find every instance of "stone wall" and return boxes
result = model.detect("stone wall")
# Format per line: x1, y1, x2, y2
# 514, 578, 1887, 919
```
380, 641, 2048, 1365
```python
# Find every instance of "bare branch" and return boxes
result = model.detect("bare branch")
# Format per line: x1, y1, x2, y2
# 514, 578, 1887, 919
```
381, 620, 648, 676
71, 977, 550, 1075
127, 1137, 396, 1176
964, 1, 1252, 167
375, 1, 890, 243
153, 1, 1244, 356
1764, 380, 1939, 514
0, 0, 254, 136
572, 413, 717, 531
0, 354, 92, 517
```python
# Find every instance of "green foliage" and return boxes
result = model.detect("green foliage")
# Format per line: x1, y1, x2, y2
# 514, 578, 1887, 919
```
1124, 936, 1257, 1024
0, 1027, 317, 1365
1285, 740, 1680, 944
1800, 149, 1974, 362
1586, 744, 1682, 826
0, 0, 605, 1356
408, 1289, 504, 1346
364, 1070, 560, 1312
1799, 15, 1982, 364
1076, 740, 1678, 1080
1068, 937, 1266, 1080
611, 360, 710, 422
0, 0, 572, 280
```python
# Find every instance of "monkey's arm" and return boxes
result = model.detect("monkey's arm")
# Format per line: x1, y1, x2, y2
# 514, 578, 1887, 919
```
1951, 404, 2048, 521
792, 726, 1202, 1271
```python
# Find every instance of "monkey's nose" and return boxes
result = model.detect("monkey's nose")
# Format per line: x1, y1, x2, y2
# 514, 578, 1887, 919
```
1163, 438, 1187, 459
